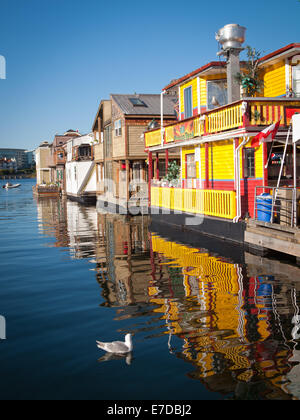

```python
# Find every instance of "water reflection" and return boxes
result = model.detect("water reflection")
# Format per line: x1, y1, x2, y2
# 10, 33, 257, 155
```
35, 197, 300, 400
98, 352, 133, 366
150, 235, 300, 400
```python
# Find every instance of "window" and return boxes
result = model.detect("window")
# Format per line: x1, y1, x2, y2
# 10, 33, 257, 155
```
104, 126, 112, 159
244, 148, 255, 178
293, 64, 300, 97
184, 86, 193, 119
129, 98, 147, 107
114, 120, 122, 137
78, 145, 91, 158
186, 154, 196, 179
207, 80, 228, 110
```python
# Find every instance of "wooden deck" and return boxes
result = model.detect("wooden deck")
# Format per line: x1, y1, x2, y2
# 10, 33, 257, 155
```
245, 219, 300, 258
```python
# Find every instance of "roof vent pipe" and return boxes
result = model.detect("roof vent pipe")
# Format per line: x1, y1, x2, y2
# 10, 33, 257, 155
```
216, 24, 246, 103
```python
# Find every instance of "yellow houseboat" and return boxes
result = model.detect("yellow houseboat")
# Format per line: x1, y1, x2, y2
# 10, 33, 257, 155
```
145, 25, 300, 247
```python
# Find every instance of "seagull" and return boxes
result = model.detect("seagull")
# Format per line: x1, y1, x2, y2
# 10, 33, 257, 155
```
96, 334, 133, 354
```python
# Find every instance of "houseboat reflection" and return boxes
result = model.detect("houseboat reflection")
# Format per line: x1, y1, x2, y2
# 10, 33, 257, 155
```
35, 197, 300, 399
149, 235, 300, 400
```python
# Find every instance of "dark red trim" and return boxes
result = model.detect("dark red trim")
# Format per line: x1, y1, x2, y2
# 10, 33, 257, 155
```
164, 62, 226, 91
259, 43, 300, 65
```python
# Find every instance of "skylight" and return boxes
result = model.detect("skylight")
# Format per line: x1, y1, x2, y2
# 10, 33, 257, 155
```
129, 97, 147, 107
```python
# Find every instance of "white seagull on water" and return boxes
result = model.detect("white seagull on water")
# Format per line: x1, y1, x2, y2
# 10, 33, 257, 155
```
96, 334, 133, 354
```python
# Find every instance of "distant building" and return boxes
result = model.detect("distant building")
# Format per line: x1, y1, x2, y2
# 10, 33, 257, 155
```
0, 148, 27, 169
0, 157, 17, 171
25, 151, 35, 168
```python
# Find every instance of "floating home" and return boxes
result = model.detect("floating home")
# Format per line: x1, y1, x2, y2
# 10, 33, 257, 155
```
34, 130, 82, 197
93, 94, 178, 214
65, 133, 97, 205
145, 24, 300, 257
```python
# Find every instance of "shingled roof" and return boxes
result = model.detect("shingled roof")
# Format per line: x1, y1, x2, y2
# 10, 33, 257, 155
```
111, 94, 177, 117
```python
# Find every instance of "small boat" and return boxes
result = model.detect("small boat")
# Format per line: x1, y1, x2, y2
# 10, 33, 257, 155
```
2, 183, 21, 189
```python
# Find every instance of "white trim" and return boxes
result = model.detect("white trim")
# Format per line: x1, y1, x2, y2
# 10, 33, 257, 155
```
286, 58, 290, 93
260, 47, 300, 68
196, 145, 202, 188
291, 55, 300, 65
197, 77, 201, 114
233, 139, 237, 191
178, 86, 182, 120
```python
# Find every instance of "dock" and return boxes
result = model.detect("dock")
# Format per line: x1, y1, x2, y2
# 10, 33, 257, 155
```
246, 219, 300, 258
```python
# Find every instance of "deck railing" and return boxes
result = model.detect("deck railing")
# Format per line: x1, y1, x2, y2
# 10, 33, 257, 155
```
207, 103, 243, 133
145, 98, 300, 149
151, 187, 236, 220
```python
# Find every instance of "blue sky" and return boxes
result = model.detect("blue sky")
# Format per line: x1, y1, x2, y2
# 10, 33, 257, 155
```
0, 0, 299, 150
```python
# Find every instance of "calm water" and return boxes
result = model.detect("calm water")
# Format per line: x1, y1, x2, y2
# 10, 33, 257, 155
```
1, 179, 300, 400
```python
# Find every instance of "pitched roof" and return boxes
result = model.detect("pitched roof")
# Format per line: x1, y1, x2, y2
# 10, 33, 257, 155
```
164, 61, 226, 91
111, 94, 177, 117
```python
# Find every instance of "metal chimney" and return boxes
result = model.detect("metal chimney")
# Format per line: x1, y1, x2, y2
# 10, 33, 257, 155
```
216, 24, 246, 103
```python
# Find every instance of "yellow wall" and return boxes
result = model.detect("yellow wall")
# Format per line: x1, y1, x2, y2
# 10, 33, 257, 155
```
180, 73, 227, 116
263, 60, 286, 97
210, 140, 235, 181
181, 138, 264, 183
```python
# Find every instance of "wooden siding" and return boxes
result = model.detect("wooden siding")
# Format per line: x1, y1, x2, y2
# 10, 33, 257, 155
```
263, 60, 286, 97
180, 78, 199, 118
94, 143, 104, 162
128, 125, 148, 158
200, 78, 207, 109
112, 120, 126, 159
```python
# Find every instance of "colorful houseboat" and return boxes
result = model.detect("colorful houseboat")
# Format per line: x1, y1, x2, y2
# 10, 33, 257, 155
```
145, 27, 300, 251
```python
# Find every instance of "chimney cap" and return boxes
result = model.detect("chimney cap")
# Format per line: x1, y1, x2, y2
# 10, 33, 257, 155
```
216, 23, 246, 51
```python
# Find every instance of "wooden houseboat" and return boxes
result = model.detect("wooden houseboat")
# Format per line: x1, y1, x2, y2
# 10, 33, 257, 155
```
145, 25, 300, 255
93, 94, 178, 214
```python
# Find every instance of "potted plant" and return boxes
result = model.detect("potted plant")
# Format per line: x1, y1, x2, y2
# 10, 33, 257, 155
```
236, 46, 264, 97
164, 161, 181, 188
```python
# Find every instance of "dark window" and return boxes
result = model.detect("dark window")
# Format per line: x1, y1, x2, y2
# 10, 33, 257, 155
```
129, 98, 147, 107
78, 145, 91, 158
244, 148, 255, 178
